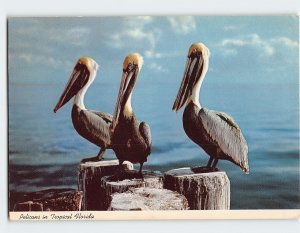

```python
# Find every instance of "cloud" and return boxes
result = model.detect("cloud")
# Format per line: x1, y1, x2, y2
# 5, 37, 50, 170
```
9, 20, 91, 76
126, 16, 153, 27
106, 16, 187, 75
144, 50, 183, 59
9, 52, 73, 71
144, 50, 163, 59
220, 48, 238, 56
106, 16, 173, 74
15, 53, 33, 63
15, 25, 40, 36
130, 16, 153, 25
219, 33, 298, 58
214, 32, 299, 79
167, 16, 196, 35
220, 38, 246, 47
219, 34, 276, 57
271, 37, 299, 48
223, 25, 240, 31
8, 17, 298, 85
149, 62, 168, 72
107, 17, 156, 53
49, 27, 91, 46
109, 28, 156, 51
12, 19, 91, 48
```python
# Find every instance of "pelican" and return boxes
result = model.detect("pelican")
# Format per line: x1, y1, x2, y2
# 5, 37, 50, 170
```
53, 57, 113, 163
111, 53, 151, 176
172, 43, 249, 173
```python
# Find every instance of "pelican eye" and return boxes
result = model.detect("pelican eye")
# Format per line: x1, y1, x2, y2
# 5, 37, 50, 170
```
124, 62, 137, 72
189, 49, 202, 58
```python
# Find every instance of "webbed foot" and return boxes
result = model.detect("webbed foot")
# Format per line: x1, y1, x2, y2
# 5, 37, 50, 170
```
191, 166, 219, 173
81, 156, 104, 163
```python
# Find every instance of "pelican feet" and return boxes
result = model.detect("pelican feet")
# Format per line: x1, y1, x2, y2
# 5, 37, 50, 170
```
80, 155, 104, 163
191, 166, 219, 174
81, 148, 106, 163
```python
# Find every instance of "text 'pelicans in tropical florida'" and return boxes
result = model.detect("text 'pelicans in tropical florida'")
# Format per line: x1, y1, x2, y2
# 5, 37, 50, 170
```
172, 43, 249, 174
111, 53, 152, 177
53, 57, 113, 163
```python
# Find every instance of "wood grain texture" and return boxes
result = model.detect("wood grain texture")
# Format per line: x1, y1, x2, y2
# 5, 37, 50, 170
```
78, 160, 133, 210
108, 187, 189, 211
11, 189, 82, 211
164, 168, 230, 210
101, 171, 163, 209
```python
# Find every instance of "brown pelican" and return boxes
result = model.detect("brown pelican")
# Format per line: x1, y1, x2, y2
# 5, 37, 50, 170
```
53, 57, 113, 163
172, 43, 249, 173
111, 53, 151, 176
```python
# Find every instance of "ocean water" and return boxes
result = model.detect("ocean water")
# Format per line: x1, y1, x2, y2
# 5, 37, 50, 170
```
8, 81, 299, 209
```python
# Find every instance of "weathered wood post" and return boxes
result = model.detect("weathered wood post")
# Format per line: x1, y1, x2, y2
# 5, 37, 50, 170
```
13, 201, 43, 211
101, 171, 163, 209
164, 167, 230, 210
78, 160, 133, 210
108, 187, 189, 211
11, 189, 83, 211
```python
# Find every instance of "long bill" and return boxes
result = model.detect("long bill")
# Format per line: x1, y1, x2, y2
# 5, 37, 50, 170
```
172, 52, 204, 112
53, 63, 90, 113
111, 66, 139, 131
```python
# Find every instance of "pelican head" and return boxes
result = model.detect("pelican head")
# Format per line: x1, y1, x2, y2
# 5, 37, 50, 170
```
111, 53, 143, 130
53, 57, 99, 113
172, 42, 210, 112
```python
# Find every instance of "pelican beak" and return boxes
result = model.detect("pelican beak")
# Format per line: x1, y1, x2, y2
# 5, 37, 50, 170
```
172, 50, 204, 112
53, 62, 90, 113
111, 59, 140, 131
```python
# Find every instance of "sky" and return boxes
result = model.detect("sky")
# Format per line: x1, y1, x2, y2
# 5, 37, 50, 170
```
8, 16, 299, 86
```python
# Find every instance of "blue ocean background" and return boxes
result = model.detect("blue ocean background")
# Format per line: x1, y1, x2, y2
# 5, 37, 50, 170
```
9, 80, 299, 209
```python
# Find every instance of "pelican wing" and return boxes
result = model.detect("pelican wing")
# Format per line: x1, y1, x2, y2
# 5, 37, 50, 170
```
139, 122, 152, 154
200, 108, 249, 173
90, 110, 113, 124
215, 111, 239, 130
79, 109, 112, 146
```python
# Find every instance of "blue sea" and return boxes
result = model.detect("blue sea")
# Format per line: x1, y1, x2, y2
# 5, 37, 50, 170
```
9, 81, 299, 209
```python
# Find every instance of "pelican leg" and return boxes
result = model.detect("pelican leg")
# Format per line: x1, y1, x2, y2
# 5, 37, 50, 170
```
137, 163, 144, 180
211, 159, 219, 170
138, 163, 143, 174
118, 160, 124, 170
107, 160, 125, 182
81, 148, 105, 163
192, 156, 213, 173
206, 157, 214, 168
97, 148, 105, 160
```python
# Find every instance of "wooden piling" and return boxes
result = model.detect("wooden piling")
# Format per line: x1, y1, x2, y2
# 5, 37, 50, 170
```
11, 189, 83, 211
164, 167, 230, 210
78, 160, 133, 210
108, 187, 189, 211
13, 201, 43, 212
101, 170, 163, 209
